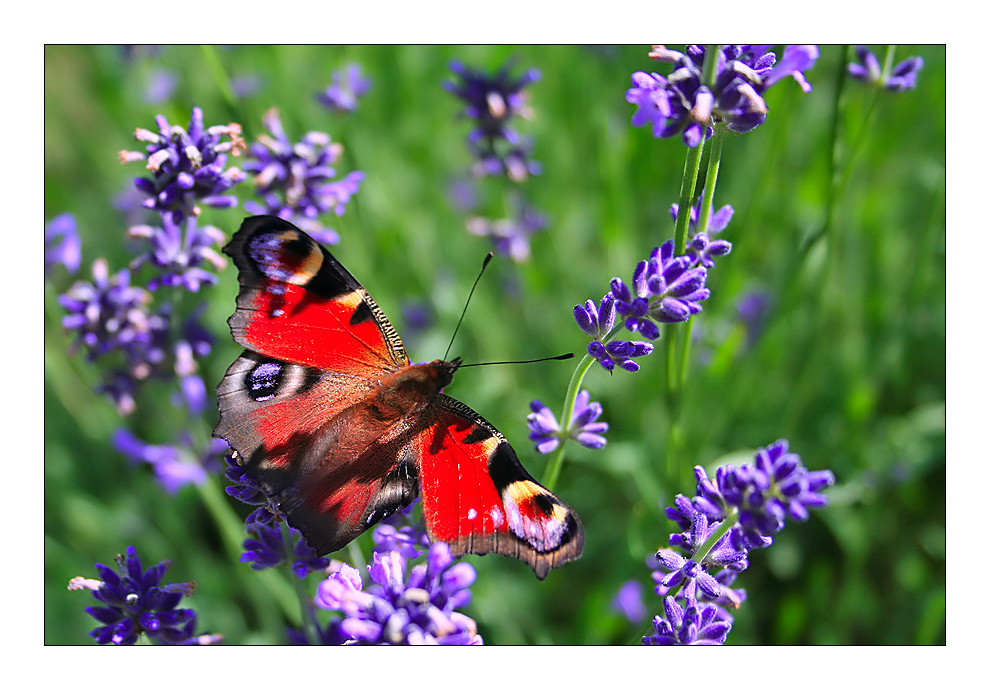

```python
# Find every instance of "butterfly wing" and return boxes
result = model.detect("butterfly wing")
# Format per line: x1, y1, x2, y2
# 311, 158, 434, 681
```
415, 395, 584, 580
215, 216, 419, 552
222, 215, 408, 371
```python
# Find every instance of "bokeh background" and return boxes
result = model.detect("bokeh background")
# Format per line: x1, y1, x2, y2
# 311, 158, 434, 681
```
44, 44, 945, 645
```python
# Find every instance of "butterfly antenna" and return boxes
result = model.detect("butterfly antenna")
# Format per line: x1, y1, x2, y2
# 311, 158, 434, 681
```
459, 352, 574, 368
444, 252, 494, 361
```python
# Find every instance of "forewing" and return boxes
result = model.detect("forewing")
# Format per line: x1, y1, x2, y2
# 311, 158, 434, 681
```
215, 215, 417, 553
222, 215, 408, 373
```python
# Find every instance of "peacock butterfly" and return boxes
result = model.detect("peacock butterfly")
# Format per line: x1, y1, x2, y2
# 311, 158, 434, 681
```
213, 215, 583, 579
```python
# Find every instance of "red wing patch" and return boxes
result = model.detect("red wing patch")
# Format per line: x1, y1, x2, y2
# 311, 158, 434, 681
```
223, 215, 407, 373
418, 396, 584, 580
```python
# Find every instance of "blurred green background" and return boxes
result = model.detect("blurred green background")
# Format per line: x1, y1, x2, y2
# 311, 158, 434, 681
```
44, 45, 945, 645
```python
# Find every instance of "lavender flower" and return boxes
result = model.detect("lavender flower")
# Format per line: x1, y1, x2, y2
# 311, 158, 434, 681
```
643, 597, 731, 645
587, 339, 654, 373
626, 70, 673, 138
59, 255, 216, 415
59, 259, 156, 362
670, 195, 734, 268
610, 240, 711, 338
127, 215, 227, 291
45, 213, 81, 275
223, 453, 330, 576
223, 451, 279, 526
654, 510, 746, 599
315, 542, 482, 645
574, 293, 616, 340
611, 580, 647, 623
698, 439, 835, 550
737, 290, 772, 348
317, 63, 371, 112
143, 68, 177, 105
848, 46, 924, 92
574, 293, 654, 372
638, 440, 833, 645
627, 45, 819, 145
287, 618, 350, 645
68, 546, 213, 645
528, 390, 608, 453
240, 522, 331, 579
465, 195, 547, 262
112, 428, 217, 494
372, 502, 431, 559
445, 60, 541, 181
118, 106, 246, 223
243, 107, 364, 245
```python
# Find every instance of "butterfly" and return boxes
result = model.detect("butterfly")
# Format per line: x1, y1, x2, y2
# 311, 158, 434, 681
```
213, 215, 583, 579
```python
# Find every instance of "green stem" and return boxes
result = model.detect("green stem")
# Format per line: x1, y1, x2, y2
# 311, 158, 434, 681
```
696, 125, 725, 237
664, 47, 723, 487
673, 141, 705, 257
626, 511, 738, 644
200, 44, 251, 127
672, 44, 721, 253
347, 540, 368, 577
194, 476, 301, 625
881, 44, 898, 80
690, 513, 736, 565
663, 512, 738, 603
541, 351, 597, 491
282, 520, 319, 644
200, 45, 236, 109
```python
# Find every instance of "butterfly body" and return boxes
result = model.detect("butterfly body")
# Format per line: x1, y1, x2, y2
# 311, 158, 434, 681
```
214, 216, 583, 578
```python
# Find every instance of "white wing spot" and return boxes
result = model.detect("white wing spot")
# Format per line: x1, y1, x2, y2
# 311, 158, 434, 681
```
489, 507, 504, 528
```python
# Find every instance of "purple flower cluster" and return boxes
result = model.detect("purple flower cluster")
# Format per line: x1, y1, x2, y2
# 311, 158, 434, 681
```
574, 293, 655, 372
627, 45, 819, 146
113, 428, 226, 494
127, 215, 228, 291
573, 230, 725, 374
315, 542, 482, 644
848, 46, 924, 92
444, 61, 541, 181
59, 260, 216, 416
610, 240, 712, 339
243, 107, 364, 245
240, 523, 332, 579
45, 213, 81, 275
465, 194, 547, 263
55, 105, 239, 432
317, 63, 371, 113
643, 440, 834, 645
643, 597, 732, 645
670, 195, 734, 268
68, 546, 218, 645
528, 390, 609, 454
118, 106, 246, 223
223, 452, 279, 526
222, 451, 336, 579
59, 258, 158, 364
689, 439, 835, 549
